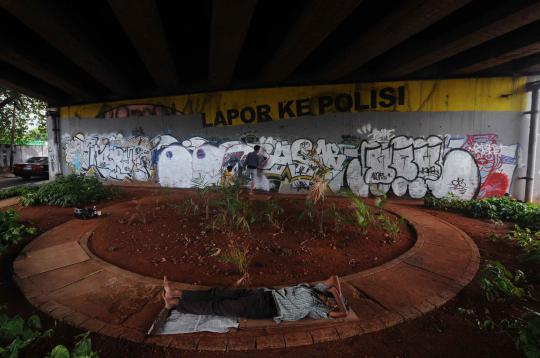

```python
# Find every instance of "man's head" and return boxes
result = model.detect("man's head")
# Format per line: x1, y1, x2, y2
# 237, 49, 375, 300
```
318, 293, 338, 310
253, 145, 260, 153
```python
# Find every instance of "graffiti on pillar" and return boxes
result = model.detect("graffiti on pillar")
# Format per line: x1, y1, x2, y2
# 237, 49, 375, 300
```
62, 130, 518, 200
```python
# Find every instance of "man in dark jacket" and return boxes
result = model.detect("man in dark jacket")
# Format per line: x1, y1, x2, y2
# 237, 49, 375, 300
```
244, 145, 263, 194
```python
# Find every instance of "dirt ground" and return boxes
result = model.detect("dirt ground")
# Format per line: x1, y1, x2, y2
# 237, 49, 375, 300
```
88, 191, 414, 286
2, 188, 538, 357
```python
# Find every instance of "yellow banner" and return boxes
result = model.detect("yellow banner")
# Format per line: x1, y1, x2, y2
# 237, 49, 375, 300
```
60, 77, 527, 126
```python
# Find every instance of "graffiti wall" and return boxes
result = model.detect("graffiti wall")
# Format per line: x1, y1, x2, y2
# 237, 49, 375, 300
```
55, 77, 532, 200
62, 130, 518, 200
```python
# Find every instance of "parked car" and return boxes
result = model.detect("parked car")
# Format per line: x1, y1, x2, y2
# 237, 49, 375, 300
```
13, 156, 49, 179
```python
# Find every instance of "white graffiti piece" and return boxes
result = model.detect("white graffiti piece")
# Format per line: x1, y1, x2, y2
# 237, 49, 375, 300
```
353, 135, 446, 198
62, 132, 516, 200
429, 149, 480, 200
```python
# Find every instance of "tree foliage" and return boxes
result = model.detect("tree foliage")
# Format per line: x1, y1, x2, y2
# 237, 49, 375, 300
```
0, 88, 47, 144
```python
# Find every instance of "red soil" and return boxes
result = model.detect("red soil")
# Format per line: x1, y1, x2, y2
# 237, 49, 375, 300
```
88, 191, 414, 286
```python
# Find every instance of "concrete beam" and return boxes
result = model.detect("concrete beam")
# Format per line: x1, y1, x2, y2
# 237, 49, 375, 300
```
0, 0, 132, 95
454, 41, 540, 75
382, 1, 540, 78
317, 0, 471, 81
512, 52, 540, 74
258, 0, 363, 84
108, 0, 178, 92
0, 37, 96, 101
209, 0, 257, 88
0, 63, 68, 103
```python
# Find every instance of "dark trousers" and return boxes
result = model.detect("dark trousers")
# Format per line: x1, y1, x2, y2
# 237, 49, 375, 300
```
176, 288, 277, 319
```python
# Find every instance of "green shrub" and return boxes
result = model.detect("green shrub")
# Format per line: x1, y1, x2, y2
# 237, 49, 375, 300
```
0, 186, 39, 201
514, 311, 540, 358
480, 261, 527, 301
0, 209, 36, 254
424, 195, 540, 230
48, 332, 98, 358
506, 225, 540, 253
191, 174, 216, 219
0, 310, 53, 358
19, 174, 119, 207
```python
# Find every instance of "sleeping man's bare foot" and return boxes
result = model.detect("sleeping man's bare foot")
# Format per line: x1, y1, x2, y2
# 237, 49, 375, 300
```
163, 276, 183, 299
162, 291, 179, 309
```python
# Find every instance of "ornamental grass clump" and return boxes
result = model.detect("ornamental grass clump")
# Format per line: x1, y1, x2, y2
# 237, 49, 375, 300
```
344, 190, 373, 233
301, 148, 331, 236
19, 174, 119, 207
220, 243, 251, 286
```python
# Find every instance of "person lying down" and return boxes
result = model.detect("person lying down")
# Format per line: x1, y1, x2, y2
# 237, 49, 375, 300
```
150, 275, 349, 335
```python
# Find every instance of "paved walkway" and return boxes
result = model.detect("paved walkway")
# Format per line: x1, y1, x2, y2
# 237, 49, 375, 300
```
13, 201, 479, 351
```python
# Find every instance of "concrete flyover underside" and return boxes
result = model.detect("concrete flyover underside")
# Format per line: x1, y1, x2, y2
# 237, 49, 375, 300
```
13, 199, 479, 351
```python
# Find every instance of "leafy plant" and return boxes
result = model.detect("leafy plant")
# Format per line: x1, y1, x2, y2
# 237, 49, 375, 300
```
506, 225, 540, 253
424, 195, 540, 231
260, 199, 284, 229
374, 193, 387, 211
480, 261, 526, 302
299, 199, 316, 223
513, 310, 540, 358
220, 243, 251, 285
171, 198, 200, 216
210, 193, 255, 232
300, 148, 331, 237
191, 174, 214, 219
329, 203, 347, 232
476, 318, 496, 331
0, 209, 36, 254
0, 186, 39, 201
48, 332, 98, 358
344, 190, 373, 232
0, 311, 53, 358
19, 174, 119, 207
377, 214, 403, 240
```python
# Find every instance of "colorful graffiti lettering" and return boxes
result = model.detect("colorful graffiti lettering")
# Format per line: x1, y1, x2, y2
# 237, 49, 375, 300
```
63, 132, 518, 200
447, 133, 518, 198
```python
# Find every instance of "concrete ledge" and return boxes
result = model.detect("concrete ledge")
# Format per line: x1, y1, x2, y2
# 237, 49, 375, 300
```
13, 200, 480, 351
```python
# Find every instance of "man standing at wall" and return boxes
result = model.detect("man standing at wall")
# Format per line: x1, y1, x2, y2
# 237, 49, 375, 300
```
245, 145, 266, 194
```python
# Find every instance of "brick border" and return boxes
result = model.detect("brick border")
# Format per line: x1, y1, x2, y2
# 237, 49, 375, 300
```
12, 199, 480, 351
